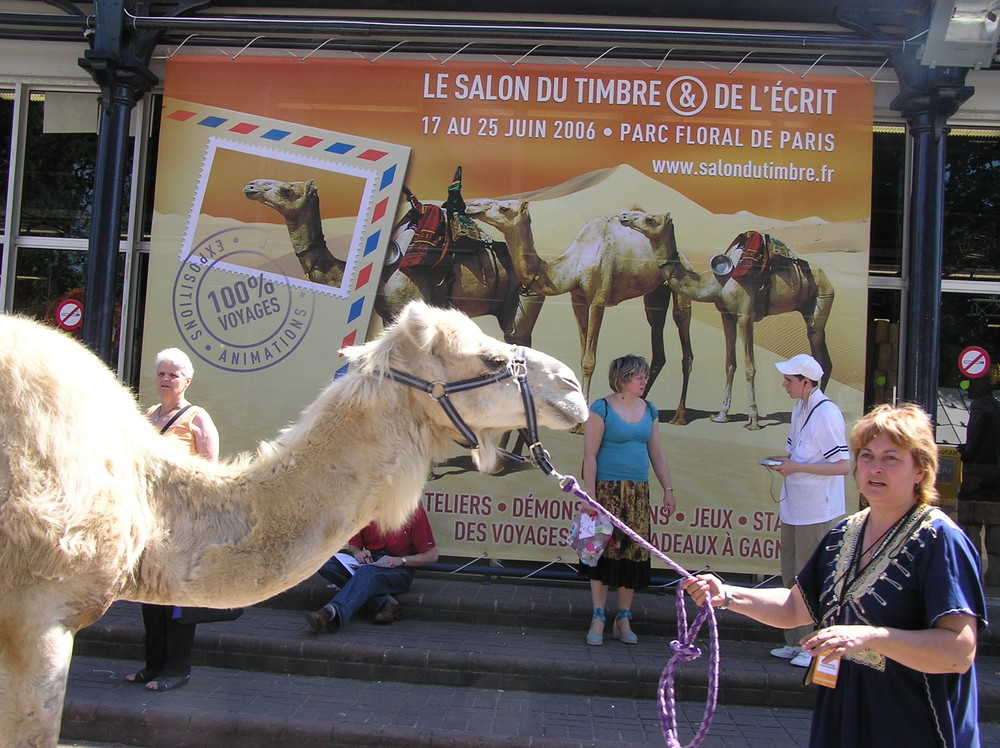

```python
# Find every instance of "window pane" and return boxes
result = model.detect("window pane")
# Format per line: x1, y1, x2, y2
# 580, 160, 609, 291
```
11, 246, 124, 368
19, 93, 98, 239
869, 129, 905, 276
937, 293, 1000, 447
865, 287, 900, 411
141, 95, 162, 241
12, 246, 88, 319
943, 131, 1000, 281
0, 89, 12, 234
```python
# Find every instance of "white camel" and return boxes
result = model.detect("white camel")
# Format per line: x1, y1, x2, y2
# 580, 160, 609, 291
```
243, 179, 541, 344
0, 302, 586, 747
619, 209, 835, 430
465, 198, 694, 425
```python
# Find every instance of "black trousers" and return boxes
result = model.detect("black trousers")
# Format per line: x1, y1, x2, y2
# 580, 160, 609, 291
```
139, 603, 196, 678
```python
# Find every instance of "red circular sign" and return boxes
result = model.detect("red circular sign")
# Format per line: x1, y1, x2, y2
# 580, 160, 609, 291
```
54, 298, 84, 331
958, 346, 990, 379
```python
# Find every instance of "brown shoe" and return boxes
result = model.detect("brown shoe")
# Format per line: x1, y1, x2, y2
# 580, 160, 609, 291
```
305, 607, 333, 633
373, 599, 402, 623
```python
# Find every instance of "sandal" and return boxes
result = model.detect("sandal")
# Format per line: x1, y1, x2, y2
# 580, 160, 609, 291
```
586, 608, 606, 646
145, 675, 190, 691
125, 669, 157, 684
613, 609, 638, 644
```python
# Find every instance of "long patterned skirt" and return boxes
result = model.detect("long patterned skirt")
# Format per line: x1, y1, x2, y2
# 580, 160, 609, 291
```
580, 480, 651, 591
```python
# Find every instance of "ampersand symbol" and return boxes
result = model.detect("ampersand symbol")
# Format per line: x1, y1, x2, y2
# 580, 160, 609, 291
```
678, 82, 697, 109
665, 76, 708, 117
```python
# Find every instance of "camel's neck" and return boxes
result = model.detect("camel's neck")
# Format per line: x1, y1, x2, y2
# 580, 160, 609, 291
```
651, 228, 723, 301
501, 215, 562, 295
134, 379, 440, 609
285, 197, 344, 278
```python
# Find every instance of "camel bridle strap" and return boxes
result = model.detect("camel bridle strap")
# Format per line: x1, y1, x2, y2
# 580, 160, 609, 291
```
386, 346, 556, 474
538, 467, 720, 748
386, 347, 525, 449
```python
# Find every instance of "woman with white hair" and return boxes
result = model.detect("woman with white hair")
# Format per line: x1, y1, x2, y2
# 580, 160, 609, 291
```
145, 347, 219, 461
125, 347, 219, 691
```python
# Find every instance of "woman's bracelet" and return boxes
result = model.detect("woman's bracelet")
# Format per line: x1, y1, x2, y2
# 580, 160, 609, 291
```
717, 586, 734, 610
665, 487, 674, 491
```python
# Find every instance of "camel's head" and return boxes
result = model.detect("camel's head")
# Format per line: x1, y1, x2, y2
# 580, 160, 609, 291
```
464, 198, 530, 232
243, 178, 318, 217
618, 209, 672, 239
343, 301, 587, 473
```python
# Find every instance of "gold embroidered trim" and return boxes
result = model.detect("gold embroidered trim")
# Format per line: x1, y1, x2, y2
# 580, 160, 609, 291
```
822, 506, 943, 672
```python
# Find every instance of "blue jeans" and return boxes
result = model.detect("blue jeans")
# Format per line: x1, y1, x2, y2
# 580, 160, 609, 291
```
318, 554, 413, 629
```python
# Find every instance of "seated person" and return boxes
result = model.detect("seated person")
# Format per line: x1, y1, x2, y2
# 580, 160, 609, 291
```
306, 504, 438, 633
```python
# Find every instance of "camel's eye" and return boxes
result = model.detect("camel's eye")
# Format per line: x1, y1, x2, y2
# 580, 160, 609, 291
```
482, 353, 508, 371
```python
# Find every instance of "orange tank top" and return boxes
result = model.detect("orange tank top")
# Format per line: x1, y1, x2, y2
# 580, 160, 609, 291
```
146, 404, 203, 457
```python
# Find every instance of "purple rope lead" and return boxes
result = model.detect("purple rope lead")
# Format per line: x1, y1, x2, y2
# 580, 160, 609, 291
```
555, 472, 719, 748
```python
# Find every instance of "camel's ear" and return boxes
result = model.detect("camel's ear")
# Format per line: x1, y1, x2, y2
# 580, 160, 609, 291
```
305, 179, 317, 194
518, 201, 529, 213
339, 301, 429, 372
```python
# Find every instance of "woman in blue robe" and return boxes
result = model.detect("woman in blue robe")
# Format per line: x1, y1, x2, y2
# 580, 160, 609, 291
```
685, 403, 987, 748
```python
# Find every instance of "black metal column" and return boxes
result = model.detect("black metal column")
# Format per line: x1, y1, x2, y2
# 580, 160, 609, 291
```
78, 0, 159, 365
891, 67, 972, 417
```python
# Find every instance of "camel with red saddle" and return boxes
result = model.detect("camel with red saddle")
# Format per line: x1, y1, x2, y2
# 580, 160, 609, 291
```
619, 209, 835, 430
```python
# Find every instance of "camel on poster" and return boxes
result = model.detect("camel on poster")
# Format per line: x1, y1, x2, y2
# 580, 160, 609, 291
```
618, 208, 835, 431
242, 178, 542, 343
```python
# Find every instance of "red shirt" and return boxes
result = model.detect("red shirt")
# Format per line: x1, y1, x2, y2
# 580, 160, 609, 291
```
349, 504, 436, 557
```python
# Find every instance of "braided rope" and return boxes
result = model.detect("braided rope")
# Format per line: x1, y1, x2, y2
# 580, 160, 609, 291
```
553, 472, 719, 748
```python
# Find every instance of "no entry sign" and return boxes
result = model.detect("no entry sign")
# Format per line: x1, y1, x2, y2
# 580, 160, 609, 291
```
958, 346, 990, 379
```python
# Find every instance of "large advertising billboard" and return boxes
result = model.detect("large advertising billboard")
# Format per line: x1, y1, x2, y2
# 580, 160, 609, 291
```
144, 56, 872, 574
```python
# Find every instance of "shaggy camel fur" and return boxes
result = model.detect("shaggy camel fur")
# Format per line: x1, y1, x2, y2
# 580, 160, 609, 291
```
0, 302, 586, 747
243, 178, 541, 344
465, 198, 694, 425
619, 209, 835, 431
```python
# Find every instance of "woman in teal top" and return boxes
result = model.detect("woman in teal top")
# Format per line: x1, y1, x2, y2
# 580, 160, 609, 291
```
581, 354, 676, 645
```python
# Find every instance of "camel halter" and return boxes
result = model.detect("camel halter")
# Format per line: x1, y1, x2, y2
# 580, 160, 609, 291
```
385, 346, 527, 452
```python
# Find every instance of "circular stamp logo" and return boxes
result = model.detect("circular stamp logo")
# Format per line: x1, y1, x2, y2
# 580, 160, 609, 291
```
172, 226, 316, 373
665, 75, 709, 117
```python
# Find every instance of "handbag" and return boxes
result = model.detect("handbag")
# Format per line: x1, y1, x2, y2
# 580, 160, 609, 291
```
173, 606, 245, 625
567, 510, 614, 567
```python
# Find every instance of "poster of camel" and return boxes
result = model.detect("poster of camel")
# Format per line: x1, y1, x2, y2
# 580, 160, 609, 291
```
146, 56, 872, 574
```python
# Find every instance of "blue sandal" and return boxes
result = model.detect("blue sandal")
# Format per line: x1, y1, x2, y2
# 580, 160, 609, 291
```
614, 609, 638, 644
586, 608, 605, 646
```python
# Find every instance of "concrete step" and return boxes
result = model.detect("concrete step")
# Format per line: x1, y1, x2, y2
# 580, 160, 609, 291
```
259, 574, 1000, 656
72, 576, 1000, 717
74, 602, 815, 711
62, 654, 820, 748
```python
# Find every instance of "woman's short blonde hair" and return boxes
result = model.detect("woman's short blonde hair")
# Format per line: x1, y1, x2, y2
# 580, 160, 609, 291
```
849, 402, 939, 505
608, 354, 650, 394
155, 347, 194, 380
